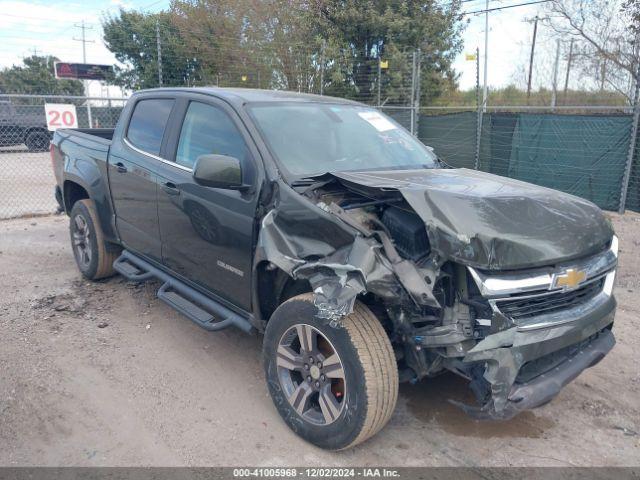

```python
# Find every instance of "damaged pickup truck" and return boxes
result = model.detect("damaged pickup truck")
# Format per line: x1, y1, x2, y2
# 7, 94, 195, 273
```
51, 88, 618, 450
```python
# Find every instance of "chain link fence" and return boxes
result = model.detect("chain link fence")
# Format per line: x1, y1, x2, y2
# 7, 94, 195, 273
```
0, 95, 126, 219
2, 92, 640, 219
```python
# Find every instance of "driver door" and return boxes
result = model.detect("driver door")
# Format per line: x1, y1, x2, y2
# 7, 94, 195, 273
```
156, 96, 259, 311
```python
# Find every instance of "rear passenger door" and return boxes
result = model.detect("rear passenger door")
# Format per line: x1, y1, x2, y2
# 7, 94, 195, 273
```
109, 96, 175, 262
156, 95, 260, 311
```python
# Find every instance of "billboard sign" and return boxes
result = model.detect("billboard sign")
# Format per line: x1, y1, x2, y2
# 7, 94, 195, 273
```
54, 62, 112, 81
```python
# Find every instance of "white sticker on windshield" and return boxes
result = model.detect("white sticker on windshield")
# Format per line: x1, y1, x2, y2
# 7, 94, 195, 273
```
358, 111, 397, 132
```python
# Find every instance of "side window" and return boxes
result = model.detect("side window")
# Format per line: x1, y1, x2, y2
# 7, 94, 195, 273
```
126, 98, 174, 156
176, 101, 249, 169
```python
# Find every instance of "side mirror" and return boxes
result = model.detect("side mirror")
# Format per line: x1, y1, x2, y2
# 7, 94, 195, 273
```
193, 154, 247, 190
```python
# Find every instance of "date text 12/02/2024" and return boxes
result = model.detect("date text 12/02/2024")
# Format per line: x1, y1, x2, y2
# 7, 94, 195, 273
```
232, 468, 400, 478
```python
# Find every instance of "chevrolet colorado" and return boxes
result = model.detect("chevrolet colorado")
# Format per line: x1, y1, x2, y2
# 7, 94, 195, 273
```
51, 88, 618, 450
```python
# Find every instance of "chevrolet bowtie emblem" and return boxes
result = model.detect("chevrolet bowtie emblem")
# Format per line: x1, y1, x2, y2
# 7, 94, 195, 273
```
552, 268, 587, 290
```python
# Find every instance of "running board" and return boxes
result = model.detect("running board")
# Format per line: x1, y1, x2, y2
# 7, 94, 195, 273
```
113, 250, 253, 333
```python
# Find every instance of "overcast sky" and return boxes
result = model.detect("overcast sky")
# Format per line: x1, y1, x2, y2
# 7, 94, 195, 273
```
0, 0, 559, 97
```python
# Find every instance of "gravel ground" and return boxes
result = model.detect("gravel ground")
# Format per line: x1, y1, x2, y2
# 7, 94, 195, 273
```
0, 213, 639, 467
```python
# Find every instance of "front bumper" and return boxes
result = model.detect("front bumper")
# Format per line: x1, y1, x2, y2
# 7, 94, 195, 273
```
455, 292, 616, 420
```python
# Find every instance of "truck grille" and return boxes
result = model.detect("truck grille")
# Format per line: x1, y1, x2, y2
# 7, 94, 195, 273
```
495, 278, 605, 321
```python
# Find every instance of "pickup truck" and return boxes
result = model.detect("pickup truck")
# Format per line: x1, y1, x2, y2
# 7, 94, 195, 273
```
0, 100, 51, 151
51, 87, 618, 450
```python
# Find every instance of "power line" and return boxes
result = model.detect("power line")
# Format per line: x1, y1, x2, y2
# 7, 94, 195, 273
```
462, 0, 551, 15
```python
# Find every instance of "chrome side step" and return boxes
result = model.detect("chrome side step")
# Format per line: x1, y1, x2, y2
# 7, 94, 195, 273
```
113, 250, 253, 333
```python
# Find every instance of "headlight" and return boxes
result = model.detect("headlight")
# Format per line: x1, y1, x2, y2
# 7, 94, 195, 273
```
603, 235, 618, 296
610, 235, 618, 258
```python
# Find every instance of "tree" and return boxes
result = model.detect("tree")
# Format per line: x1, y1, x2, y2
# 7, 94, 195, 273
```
241, 0, 327, 91
0, 55, 84, 95
168, 0, 329, 91
170, 0, 259, 87
318, 0, 465, 104
102, 1, 466, 104
103, 9, 199, 89
545, 0, 640, 103
623, 0, 640, 36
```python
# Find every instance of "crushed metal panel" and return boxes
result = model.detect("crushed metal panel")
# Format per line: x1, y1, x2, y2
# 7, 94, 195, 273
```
254, 185, 401, 322
331, 168, 614, 270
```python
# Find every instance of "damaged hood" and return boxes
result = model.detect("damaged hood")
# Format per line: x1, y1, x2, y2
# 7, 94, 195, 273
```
331, 168, 614, 270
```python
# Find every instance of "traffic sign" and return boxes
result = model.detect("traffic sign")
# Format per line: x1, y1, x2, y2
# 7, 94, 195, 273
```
45, 104, 78, 131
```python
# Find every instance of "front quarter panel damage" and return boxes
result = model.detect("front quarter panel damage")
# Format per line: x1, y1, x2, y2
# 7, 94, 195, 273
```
254, 184, 403, 324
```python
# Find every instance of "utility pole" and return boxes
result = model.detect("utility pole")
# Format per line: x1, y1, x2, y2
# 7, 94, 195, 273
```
600, 58, 607, 91
482, 0, 489, 111
73, 20, 94, 64
156, 19, 163, 87
74, 20, 95, 127
562, 38, 574, 103
526, 15, 539, 104
551, 39, 561, 110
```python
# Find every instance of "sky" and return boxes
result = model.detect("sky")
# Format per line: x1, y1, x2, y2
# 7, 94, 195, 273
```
0, 0, 562, 97
455, 0, 554, 90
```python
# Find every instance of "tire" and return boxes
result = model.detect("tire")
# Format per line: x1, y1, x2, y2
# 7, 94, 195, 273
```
69, 199, 121, 280
263, 293, 398, 450
25, 130, 50, 152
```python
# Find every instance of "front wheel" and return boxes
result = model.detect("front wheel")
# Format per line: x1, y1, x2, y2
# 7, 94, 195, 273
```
263, 293, 398, 450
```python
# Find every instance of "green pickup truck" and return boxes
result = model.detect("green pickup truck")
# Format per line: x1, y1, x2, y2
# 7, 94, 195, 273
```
52, 87, 617, 450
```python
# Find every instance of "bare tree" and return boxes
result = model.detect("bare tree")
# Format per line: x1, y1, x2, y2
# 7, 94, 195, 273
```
545, 0, 639, 103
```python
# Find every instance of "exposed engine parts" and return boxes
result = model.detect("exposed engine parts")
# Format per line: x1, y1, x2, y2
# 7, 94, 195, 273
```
254, 169, 617, 420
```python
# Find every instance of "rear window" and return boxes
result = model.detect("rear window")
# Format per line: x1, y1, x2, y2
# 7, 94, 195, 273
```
126, 98, 174, 155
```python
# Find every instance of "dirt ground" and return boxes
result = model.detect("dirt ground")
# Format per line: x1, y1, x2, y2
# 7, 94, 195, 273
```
0, 212, 639, 467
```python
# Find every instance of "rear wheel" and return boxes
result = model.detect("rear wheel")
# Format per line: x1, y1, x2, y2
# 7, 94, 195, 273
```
69, 199, 120, 280
25, 130, 50, 152
263, 293, 398, 450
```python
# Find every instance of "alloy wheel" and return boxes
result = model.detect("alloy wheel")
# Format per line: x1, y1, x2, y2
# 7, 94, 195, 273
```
72, 213, 92, 268
276, 324, 346, 425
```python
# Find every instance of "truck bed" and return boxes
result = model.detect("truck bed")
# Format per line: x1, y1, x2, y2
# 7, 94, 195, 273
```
51, 128, 114, 195
57, 128, 115, 143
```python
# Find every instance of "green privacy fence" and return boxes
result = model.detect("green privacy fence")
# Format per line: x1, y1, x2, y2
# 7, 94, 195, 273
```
418, 110, 638, 212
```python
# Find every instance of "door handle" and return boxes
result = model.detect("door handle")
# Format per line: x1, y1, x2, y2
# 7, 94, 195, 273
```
115, 162, 127, 173
162, 181, 180, 196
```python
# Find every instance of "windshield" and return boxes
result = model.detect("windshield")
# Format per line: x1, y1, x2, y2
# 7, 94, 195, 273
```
247, 103, 438, 178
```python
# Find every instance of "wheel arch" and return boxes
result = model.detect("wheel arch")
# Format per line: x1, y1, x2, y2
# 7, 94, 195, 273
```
63, 180, 90, 213
254, 261, 312, 327
62, 175, 119, 245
